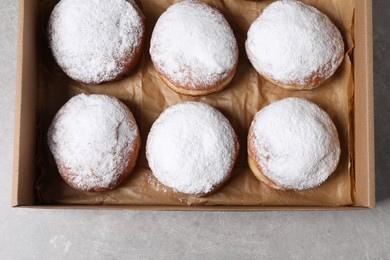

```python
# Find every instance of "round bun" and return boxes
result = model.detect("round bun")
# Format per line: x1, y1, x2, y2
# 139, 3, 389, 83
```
248, 97, 340, 191
48, 0, 145, 84
146, 102, 239, 195
150, 0, 238, 96
245, 0, 344, 90
47, 94, 141, 192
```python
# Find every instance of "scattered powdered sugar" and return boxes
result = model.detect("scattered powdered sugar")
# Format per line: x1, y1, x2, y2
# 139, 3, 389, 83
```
250, 97, 340, 190
146, 102, 238, 195
246, 0, 344, 87
48, 94, 139, 191
49, 0, 144, 84
147, 174, 169, 193
150, 0, 238, 89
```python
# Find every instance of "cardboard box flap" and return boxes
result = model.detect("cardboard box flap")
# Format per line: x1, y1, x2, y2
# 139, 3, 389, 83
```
12, 0, 38, 206
353, 0, 375, 208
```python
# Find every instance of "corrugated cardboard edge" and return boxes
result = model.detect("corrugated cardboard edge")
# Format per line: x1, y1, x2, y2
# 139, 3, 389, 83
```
353, 0, 375, 208
12, 0, 38, 207
12, 0, 375, 210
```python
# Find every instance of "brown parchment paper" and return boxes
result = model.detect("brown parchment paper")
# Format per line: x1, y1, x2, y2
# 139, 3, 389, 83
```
36, 0, 355, 206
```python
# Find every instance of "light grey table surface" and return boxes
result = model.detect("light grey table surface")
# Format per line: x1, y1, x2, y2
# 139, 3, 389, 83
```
1, 1, 389, 259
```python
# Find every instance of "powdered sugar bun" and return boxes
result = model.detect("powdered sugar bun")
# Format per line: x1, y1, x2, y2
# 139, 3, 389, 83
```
47, 94, 141, 192
245, 0, 344, 90
146, 102, 239, 195
248, 98, 340, 191
48, 0, 145, 84
150, 0, 239, 96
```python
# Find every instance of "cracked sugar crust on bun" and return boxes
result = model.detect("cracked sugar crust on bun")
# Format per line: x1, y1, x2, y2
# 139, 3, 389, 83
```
246, 0, 344, 90
48, 0, 145, 84
248, 97, 341, 191
47, 94, 141, 192
150, 0, 238, 96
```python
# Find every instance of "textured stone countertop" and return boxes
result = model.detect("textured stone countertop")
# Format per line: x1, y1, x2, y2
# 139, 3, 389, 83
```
1, 1, 389, 259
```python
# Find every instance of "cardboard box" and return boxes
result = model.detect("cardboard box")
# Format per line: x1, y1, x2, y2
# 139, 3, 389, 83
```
12, 0, 374, 210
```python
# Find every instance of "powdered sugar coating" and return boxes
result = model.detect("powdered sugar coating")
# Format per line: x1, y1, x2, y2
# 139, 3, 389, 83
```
146, 102, 239, 195
48, 0, 145, 84
246, 0, 344, 89
48, 94, 139, 191
249, 98, 340, 190
150, 0, 238, 90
